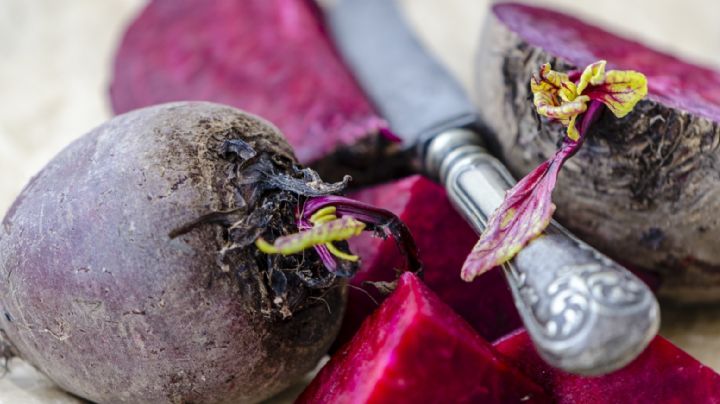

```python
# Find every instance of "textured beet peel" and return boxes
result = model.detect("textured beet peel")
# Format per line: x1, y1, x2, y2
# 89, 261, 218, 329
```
494, 329, 720, 403
110, 0, 387, 164
0, 102, 348, 403
298, 272, 550, 404
334, 175, 521, 348
476, 3, 720, 301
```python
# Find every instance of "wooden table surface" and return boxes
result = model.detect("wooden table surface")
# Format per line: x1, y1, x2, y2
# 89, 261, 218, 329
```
1, 0, 719, 402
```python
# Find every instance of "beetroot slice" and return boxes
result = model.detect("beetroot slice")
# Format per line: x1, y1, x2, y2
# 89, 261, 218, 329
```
493, 3, 720, 121
494, 330, 720, 403
336, 175, 521, 347
298, 273, 550, 404
110, 0, 386, 163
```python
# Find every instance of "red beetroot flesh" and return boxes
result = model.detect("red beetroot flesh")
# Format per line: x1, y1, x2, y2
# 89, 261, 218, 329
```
494, 330, 720, 403
339, 175, 521, 346
298, 273, 550, 404
494, 3, 720, 123
339, 175, 658, 347
110, 0, 386, 163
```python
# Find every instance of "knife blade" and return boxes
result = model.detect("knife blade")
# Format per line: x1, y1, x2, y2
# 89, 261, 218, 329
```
326, 0, 476, 148
328, 0, 659, 375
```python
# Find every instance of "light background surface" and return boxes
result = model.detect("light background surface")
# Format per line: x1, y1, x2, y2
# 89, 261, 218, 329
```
0, 0, 719, 402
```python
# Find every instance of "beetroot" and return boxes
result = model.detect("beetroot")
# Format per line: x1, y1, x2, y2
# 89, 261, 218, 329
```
0, 102, 351, 403
336, 175, 521, 346
494, 329, 720, 403
476, 3, 720, 301
297, 272, 550, 403
110, 0, 387, 164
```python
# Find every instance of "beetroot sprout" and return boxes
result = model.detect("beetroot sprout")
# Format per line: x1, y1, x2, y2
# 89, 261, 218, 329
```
462, 60, 647, 280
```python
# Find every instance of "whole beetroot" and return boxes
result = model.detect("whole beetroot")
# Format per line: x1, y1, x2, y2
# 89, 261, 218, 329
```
0, 102, 349, 403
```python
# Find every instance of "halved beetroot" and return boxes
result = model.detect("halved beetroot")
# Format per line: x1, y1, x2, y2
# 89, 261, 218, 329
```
110, 0, 386, 164
298, 273, 550, 403
476, 3, 720, 301
494, 329, 720, 403
337, 175, 521, 346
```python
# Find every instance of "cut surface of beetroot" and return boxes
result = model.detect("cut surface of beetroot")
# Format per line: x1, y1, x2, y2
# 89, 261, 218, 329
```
493, 3, 720, 124
298, 273, 550, 404
494, 329, 720, 403
110, 0, 386, 163
336, 175, 521, 347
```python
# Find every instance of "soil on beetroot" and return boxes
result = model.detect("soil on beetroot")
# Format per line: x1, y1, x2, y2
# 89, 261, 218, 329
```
155, 105, 357, 317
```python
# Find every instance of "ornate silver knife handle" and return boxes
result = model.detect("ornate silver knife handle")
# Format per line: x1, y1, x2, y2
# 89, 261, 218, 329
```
425, 129, 660, 375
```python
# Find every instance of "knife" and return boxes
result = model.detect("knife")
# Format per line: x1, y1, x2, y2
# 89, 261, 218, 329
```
327, 0, 659, 375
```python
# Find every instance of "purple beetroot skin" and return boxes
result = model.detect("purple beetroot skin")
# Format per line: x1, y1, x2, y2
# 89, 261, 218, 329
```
110, 0, 386, 164
336, 175, 521, 347
476, 3, 720, 301
494, 329, 720, 403
297, 272, 550, 404
0, 102, 347, 403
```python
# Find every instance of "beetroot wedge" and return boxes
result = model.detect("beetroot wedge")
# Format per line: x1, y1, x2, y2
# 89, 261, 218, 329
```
298, 273, 550, 403
494, 330, 720, 403
110, 0, 386, 164
337, 175, 521, 346
476, 3, 720, 301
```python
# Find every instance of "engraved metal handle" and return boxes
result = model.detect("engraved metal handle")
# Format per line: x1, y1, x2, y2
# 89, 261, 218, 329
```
425, 129, 660, 375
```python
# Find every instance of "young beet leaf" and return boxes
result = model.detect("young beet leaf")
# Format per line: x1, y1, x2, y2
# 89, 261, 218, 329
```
257, 195, 421, 276
462, 61, 647, 281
